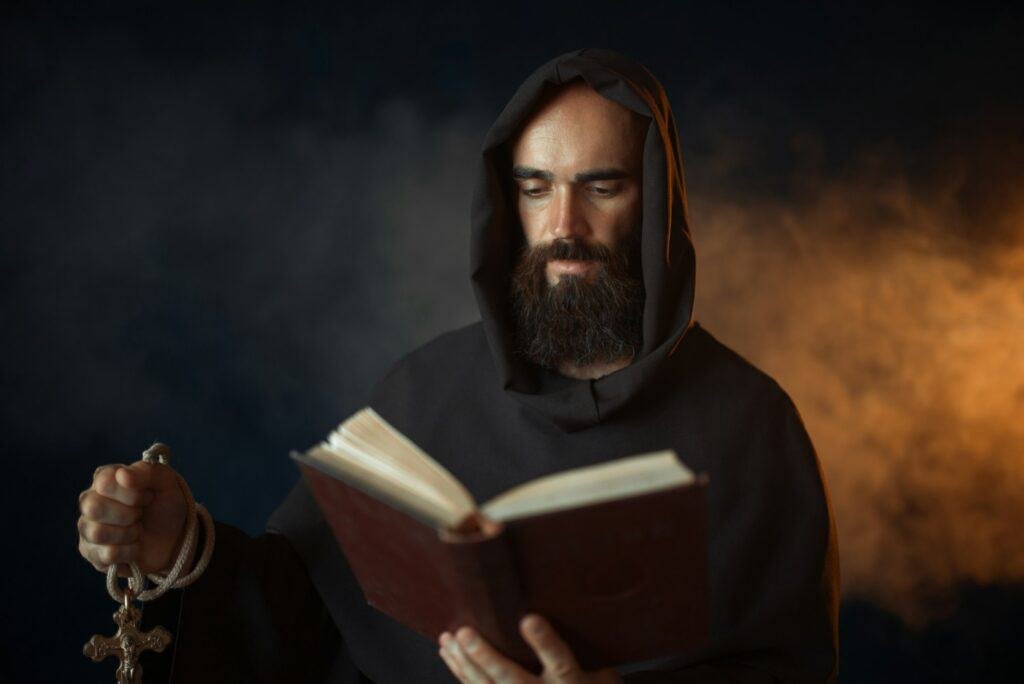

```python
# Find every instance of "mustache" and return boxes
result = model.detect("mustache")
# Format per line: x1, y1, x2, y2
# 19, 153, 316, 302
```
529, 238, 617, 264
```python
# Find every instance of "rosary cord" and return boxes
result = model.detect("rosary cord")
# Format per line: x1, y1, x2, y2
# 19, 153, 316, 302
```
105, 444, 216, 604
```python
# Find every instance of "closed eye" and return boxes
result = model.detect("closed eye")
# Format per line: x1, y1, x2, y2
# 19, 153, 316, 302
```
517, 183, 619, 198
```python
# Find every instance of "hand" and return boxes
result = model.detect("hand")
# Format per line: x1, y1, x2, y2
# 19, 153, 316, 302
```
78, 461, 188, 575
437, 614, 622, 683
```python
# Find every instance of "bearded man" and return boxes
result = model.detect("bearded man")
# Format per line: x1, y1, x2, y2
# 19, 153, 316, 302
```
77, 49, 840, 683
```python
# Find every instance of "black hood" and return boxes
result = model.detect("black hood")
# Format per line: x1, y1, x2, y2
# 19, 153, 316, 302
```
470, 48, 697, 432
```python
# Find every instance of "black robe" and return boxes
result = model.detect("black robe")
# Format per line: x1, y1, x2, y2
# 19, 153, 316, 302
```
142, 48, 840, 683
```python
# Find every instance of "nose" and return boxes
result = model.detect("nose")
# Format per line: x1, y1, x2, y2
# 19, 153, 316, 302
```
550, 186, 588, 240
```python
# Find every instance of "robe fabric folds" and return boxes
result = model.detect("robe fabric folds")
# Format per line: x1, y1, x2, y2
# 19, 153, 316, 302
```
143, 48, 840, 683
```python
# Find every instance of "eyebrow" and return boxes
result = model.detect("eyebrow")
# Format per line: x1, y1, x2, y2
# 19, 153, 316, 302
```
512, 166, 631, 183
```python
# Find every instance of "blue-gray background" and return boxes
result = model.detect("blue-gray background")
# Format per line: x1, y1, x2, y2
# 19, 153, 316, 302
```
3, 1, 1023, 681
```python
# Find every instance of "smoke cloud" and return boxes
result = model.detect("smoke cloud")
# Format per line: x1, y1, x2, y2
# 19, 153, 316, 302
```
1, 56, 481, 458
689, 126, 1024, 625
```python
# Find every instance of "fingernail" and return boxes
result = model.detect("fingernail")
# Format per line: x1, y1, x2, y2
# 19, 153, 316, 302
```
527, 618, 544, 635
445, 639, 460, 656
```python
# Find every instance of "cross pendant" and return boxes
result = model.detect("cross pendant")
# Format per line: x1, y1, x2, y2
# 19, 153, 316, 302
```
83, 590, 172, 684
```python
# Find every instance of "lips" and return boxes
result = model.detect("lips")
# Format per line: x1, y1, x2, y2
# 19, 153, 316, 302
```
548, 259, 595, 274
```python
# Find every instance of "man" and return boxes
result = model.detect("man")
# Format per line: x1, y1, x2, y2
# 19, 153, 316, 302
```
77, 49, 839, 682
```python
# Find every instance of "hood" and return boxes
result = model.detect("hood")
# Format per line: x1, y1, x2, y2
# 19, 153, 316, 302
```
470, 48, 696, 432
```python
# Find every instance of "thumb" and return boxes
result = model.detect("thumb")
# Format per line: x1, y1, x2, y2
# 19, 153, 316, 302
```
117, 461, 176, 493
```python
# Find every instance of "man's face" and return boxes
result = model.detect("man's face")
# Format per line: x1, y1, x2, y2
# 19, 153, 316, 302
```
507, 83, 648, 371
511, 83, 645, 286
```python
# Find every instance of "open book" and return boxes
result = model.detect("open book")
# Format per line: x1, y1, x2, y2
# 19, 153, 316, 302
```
292, 407, 709, 671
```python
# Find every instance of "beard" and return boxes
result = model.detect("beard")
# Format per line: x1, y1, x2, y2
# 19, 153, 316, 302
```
509, 233, 645, 371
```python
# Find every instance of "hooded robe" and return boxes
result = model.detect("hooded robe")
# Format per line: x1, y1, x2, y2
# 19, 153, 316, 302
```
142, 48, 840, 683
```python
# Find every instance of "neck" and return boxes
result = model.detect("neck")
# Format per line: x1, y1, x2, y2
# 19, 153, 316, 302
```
557, 355, 633, 380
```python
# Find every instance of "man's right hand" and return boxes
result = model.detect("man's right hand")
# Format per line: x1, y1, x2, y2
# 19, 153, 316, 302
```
78, 461, 188, 575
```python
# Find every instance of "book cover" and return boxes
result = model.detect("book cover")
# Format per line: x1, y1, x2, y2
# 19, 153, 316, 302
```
296, 455, 709, 671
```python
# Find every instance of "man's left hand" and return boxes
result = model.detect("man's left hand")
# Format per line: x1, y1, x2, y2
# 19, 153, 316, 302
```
437, 614, 622, 683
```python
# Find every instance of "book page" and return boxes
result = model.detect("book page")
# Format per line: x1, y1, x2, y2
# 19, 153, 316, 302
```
479, 451, 693, 523
306, 408, 477, 529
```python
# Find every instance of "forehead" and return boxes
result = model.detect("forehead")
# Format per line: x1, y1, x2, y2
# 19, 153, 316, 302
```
511, 84, 645, 172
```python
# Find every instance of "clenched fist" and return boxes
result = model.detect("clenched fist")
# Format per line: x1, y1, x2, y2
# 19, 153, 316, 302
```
78, 461, 188, 575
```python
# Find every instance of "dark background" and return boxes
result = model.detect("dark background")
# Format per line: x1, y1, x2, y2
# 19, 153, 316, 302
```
3, 1, 1023, 681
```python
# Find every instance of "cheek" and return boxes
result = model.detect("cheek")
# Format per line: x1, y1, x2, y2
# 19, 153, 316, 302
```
598, 199, 642, 242
615, 193, 643, 238
517, 201, 545, 245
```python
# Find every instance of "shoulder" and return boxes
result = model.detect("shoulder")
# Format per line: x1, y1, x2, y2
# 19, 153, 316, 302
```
366, 320, 496, 446
687, 321, 795, 412
685, 322, 821, 484
368, 320, 491, 407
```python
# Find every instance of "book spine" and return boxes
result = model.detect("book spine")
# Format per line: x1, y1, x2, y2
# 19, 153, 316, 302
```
439, 526, 538, 670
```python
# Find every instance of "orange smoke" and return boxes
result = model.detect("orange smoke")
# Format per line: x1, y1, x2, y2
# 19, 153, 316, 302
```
690, 136, 1024, 626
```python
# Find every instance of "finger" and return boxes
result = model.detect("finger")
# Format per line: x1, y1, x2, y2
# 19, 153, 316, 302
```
439, 633, 469, 682
520, 614, 583, 682
438, 640, 466, 682
79, 491, 144, 525
442, 631, 492, 684
78, 516, 141, 545
456, 627, 527, 684
93, 463, 125, 479
92, 466, 154, 507
78, 538, 141, 570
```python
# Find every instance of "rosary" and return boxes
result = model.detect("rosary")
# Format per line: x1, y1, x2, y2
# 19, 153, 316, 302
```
83, 443, 216, 683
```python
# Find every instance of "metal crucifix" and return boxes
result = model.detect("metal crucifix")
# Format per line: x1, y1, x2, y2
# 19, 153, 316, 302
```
83, 585, 172, 683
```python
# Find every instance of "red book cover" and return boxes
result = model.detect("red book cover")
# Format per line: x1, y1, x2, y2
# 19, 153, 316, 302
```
298, 459, 709, 672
